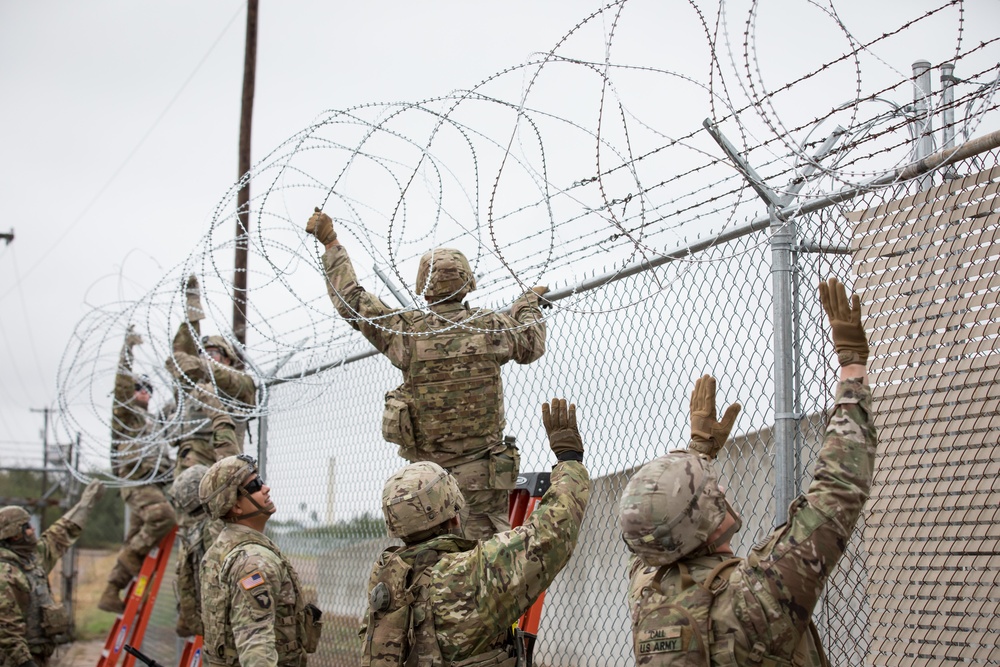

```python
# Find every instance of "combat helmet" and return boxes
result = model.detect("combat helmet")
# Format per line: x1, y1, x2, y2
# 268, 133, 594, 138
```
202, 335, 238, 365
199, 454, 259, 520
382, 462, 465, 539
619, 451, 739, 567
415, 248, 476, 302
172, 464, 209, 516
0, 506, 31, 541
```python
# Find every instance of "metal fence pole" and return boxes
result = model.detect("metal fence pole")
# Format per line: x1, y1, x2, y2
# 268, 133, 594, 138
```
770, 207, 798, 526
911, 60, 934, 189
941, 62, 956, 151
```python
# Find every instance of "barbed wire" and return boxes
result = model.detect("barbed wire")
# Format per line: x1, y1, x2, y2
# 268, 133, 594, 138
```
54, 0, 999, 480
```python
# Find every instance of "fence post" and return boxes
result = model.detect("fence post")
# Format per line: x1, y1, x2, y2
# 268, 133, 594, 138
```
770, 207, 798, 526
911, 60, 934, 189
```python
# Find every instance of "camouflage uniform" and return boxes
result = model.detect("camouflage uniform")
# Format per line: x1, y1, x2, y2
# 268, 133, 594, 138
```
169, 320, 256, 472
200, 524, 318, 666
361, 460, 590, 666
623, 379, 877, 665
323, 245, 546, 538
104, 338, 177, 609
171, 465, 224, 638
0, 516, 82, 666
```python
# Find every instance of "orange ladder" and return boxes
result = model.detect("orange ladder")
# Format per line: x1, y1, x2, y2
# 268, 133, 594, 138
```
177, 635, 203, 667
97, 526, 178, 667
508, 471, 551, 667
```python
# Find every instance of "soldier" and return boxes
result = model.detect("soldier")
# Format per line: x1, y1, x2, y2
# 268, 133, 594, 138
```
306, 209, 548, 539
99, 327, 177, 613
170, 462, 223, 638
198, 455, 323, 666
0, 480, 105, 667
360, 396, 590, 666
167, 275, 257, 471
618, 277, 877, 666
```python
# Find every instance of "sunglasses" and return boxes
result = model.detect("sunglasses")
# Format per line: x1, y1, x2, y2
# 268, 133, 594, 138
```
243, 476, 265, 494
134, 385, 154, 395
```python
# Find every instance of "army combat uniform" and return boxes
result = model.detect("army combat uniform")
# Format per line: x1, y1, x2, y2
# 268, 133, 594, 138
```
201, 524, 320, 666
625, 378, 877, 666
168, 319, 256, 472
361, 460, 590, 666
171, 464, 224, 638
0, 518, 78, 666
103, 337, 177, 610
323, 244, 546, 539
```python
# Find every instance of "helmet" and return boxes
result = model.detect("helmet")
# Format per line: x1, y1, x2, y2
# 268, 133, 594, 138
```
619, 452, 732, 567
415, 248, 476, 302
202, 335, 239, 365
199, 455, 257, 519
172, 464, 209, 516
0, 506, 31, 541
382, 462, 465, 539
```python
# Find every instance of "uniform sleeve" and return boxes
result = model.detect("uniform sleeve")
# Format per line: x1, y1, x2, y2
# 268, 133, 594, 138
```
472, 461, 589, 630
321, 244, 412, 369
37, 517, 83, 573
228, 548, 285, 667
209, 415, 241, 459
489, 291, 546, 365
112, 343, 144, 443
0, 564, 32, 667
734, 378, 877, 653
208, 364, 257, 408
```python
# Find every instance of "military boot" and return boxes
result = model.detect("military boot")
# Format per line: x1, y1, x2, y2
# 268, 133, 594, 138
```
97, 560, 137, 613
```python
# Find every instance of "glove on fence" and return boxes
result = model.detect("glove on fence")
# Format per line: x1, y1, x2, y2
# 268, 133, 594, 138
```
531, 285, 552, 309
306, 208, 338, 246
542, 398, 583, 461
185, 274, 204, 322
819, 277, 869, 368
64, 480, 106, 529
689, 375, 741, 459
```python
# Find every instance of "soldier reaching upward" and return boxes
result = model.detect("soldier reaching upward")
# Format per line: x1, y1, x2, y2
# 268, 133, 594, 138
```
360, 397, 590, 666
0, 481, 104, 667
307, 209, 548, 539
99, 327, 176, 613
618, 277, 877, 666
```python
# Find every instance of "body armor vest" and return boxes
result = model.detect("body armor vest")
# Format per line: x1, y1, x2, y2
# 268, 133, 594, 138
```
630, 558, 828, 667
362, 536, 518, 667
202, 528, 318, 667
406, 310, 504, 451
0, 551, 70, 656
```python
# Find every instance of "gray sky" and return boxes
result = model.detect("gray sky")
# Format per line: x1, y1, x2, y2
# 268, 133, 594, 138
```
1, 0, 997, 471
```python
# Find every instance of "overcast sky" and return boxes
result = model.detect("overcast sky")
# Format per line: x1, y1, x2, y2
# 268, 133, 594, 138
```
1, 1, 997, 471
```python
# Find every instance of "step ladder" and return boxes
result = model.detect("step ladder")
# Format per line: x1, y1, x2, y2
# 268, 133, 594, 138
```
97, 526, 178, 667
177, 635, 203, 667
508, 471, 551, 667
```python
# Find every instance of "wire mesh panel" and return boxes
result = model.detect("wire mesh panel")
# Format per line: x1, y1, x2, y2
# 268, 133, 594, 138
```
849, 150, 1000, 667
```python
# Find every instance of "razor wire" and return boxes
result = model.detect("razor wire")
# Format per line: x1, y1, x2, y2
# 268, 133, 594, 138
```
44, 0, 1000, 665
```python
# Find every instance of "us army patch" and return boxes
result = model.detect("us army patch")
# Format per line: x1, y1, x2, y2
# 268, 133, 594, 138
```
240, 571, 266, 590
638, 627, 682, 655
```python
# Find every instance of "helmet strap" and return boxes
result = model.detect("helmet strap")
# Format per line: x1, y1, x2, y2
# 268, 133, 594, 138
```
232, 485, 275, 521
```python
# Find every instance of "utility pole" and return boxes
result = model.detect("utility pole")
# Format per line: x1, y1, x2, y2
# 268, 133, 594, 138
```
0, 229, 13, 245
232, 0, 259, 346
29, 406, 53, 525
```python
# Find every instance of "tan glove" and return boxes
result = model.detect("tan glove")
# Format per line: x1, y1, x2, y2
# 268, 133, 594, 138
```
531, 285, 552, 309
819, 277, 869, 368
64, 480, 106, 529
689, 375, 741, 459
306, 207, 338, 246
185, 274, 204, 322
124, 325, 143, 348
542, 398, 583, 460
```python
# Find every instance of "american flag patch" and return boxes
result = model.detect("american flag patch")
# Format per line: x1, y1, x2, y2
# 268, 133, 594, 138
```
240, 571, 265, 590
